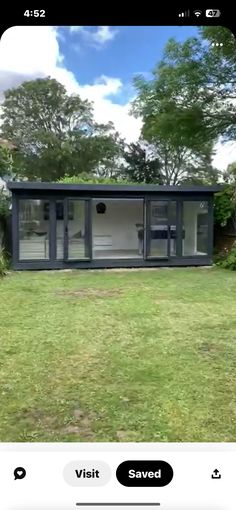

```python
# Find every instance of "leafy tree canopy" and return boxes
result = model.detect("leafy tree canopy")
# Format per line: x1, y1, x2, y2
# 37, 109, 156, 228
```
0, 145, 14, 179
223, 162, 236, 184
57, 173, 137, 185
0, 78, 123, 181
132, 27, 236, 150
121, 142, 162, 184
130, 26, 236, 185
214, 185, 236, 228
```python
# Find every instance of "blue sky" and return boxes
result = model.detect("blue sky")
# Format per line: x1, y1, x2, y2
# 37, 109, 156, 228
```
58, 26, 199, 103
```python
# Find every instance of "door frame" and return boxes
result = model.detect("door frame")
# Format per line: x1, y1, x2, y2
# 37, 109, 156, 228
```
145, 199, 174, 260
63, 197, 92, 261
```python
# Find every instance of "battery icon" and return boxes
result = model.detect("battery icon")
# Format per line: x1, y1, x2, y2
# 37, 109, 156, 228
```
206, 9, 221, 17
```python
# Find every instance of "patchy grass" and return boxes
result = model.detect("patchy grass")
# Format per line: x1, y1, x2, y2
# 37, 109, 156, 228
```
0, 267, 236, 442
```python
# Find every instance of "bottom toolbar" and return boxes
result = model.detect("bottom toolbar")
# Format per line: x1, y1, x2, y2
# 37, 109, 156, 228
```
0, 444, 233, 509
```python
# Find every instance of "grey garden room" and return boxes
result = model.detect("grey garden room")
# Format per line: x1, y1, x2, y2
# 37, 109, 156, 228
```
7, 182, 221, 270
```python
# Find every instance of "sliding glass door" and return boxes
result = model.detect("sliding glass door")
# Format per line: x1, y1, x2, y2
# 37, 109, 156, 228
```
146, 200, 177, 259
18, 199, 50, 260
62, 199, 91, 261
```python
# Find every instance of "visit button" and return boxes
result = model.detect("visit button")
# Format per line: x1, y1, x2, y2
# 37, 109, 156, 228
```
116, 460, 173, 487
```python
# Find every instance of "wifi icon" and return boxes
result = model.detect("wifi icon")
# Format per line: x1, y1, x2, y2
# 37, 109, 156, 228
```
194, 10, 202, 17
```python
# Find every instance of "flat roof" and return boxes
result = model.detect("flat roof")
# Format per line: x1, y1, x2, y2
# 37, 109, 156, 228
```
7, 182, 222, 193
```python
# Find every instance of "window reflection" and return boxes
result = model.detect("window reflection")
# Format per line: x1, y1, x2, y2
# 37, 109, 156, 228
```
183, 201, 208, 256
19, 199, 50, 260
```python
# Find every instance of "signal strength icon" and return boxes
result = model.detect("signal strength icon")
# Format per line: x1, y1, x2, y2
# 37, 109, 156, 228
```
194, 10, 202, 17
178, 10, 190, 17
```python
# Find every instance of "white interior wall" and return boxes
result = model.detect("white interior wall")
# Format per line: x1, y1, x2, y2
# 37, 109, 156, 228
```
92, 199, 143, 250
56, 199, 144, 251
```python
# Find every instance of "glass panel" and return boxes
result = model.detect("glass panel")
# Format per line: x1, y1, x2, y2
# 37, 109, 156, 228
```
19, 199, 50, 260
169, 201, 177, 256
56, 201, 64, 260
149, 200, 168, 257
68, 200, 89, 260
92, 199, 144, 259
183, 201, 209, 256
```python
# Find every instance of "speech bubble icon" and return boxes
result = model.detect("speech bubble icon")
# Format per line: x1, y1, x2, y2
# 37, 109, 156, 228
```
14, 467, 26, 480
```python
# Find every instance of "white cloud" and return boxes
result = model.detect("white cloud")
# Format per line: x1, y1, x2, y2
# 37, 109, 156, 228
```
69, 26, 83, 34
0, 26, 140, 142
79, 75, 123, 99
53, 72, 142, 142
0, 26, 235, 168
68, 26, 118, 48
0, 26, 60, 75
93, 26, 117, 44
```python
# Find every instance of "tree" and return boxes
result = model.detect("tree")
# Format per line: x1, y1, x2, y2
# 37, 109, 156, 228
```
90, 127, 125, 179
57, 173, 135, 185
0, 78, 123, 181
223, 162, 236, 184
121, 142, 162, 183
214, 185, 236, 230
142, 139, 220, 185
121, 137, 218, 185
0, 145, 14, 179
132, 27, 236, 152
179, 162, 220, 185
131, 26, 236, 184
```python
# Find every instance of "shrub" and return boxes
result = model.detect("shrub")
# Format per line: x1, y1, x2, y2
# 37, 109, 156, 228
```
0, 186, 11, 218
216, 244, 236, 271
57, 173, 138, 185
0, 249, 9, 277
213, 249, 227, 264
214, 186, 236, 227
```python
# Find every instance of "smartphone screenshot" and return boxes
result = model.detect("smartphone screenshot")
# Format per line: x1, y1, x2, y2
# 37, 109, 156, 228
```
0, 7, 235, 509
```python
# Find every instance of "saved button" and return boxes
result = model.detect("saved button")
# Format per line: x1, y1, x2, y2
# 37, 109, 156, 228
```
116, 460, 173, 487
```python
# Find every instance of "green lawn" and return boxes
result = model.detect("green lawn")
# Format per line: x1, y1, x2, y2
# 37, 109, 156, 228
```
0, 267, 236, 442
